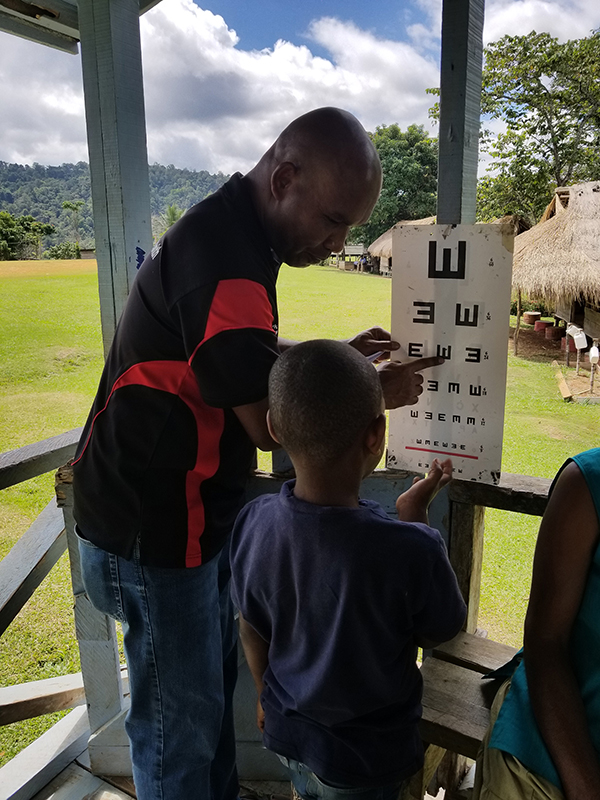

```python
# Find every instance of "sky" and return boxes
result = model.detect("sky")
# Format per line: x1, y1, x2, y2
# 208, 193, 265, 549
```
0, 0, 599, 175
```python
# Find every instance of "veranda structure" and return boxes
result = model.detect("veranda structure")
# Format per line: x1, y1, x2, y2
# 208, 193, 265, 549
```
0, 1, 548, 798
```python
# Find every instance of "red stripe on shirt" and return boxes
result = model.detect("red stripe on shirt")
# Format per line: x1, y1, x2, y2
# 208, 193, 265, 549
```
74, 361, 224, 567
189, 278, 274, 364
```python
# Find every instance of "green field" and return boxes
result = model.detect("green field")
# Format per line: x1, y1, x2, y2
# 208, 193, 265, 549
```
0, 260, 598, 765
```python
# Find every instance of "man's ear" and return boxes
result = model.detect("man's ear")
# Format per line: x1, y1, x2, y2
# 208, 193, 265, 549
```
270, 161, 298, 202
365, 413, 386, 457
266, 409, 281, 444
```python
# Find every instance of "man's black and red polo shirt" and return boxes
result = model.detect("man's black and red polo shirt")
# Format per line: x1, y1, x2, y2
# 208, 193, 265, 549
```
73, 174, 280, 568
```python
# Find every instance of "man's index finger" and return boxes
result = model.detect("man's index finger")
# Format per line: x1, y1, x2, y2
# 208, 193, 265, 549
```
407, 356, 445, 372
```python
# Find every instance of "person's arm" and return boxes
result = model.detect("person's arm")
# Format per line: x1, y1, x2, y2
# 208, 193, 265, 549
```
395, 458, 465, 649
233, 397, 279, 451
238, 613, 270, 732
524, 461, 600, 800
395, 458, 452, 525
412, 535, 466, 649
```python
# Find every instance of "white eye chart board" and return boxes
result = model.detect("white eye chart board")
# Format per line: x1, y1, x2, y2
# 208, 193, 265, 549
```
387, 223, 514, 484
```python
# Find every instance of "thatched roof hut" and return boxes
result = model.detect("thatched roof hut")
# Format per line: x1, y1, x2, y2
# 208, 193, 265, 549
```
368, 214, 527, 260
368, 217, 436, 259
512, 181, 600, 307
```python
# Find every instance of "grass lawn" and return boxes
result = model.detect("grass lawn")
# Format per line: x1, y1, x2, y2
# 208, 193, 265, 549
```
0, 259, 597, 765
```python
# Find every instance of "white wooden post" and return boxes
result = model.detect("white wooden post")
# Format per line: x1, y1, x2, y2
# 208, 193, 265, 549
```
78, 0, 153, 356
56, 466, 124, 736
436, 0, 485, 225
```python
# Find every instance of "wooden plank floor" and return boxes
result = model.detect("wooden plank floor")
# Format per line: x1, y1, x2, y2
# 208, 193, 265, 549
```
30, 761, 135, 799
31, 769, 444, 800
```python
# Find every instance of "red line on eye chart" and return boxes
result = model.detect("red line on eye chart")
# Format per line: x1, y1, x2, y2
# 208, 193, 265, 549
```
405, 446, 479, 460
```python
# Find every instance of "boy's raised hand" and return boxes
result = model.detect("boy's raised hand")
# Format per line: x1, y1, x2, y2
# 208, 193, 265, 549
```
395, 458, 453, 525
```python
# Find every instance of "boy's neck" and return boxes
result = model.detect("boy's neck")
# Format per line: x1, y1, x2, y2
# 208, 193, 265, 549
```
292, 459, 362, 508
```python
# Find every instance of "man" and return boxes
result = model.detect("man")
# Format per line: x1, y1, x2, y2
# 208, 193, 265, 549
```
72, 107, 442, 800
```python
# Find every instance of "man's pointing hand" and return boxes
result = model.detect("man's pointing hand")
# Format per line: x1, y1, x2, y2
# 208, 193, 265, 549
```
377, 356, 444, 409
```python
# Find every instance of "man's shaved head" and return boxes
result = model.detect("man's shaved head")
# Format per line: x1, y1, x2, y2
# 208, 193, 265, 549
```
245, 107, 382, 267
272, 107, 381, 198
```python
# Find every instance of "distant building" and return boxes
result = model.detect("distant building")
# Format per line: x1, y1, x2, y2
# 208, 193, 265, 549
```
333, 244, 366, 270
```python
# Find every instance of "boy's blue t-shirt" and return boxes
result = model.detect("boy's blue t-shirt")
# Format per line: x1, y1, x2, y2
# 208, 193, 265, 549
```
230, 480, 466, 787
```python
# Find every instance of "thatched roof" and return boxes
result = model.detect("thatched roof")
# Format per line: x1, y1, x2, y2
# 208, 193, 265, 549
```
512, 181, 600, 305
368, 217, 436, 259
368, 214, 528, 260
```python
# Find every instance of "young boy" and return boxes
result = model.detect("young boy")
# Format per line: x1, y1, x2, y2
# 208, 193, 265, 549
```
230, 340, 466, 799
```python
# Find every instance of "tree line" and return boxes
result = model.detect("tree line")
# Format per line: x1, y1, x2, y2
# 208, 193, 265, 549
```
0, 161, 228, 258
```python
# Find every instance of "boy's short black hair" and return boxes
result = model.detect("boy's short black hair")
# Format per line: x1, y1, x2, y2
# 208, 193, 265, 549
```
269, 340, 383, 465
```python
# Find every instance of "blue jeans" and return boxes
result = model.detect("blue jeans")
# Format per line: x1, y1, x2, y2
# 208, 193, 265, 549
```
77, 531, 238, 800
277, 756, 407, 800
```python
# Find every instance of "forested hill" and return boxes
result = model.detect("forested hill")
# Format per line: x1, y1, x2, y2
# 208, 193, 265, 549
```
0, 161, 229, 247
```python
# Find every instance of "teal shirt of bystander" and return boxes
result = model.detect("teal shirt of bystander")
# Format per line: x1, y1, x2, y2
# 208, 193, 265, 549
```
488, 448, 600, 790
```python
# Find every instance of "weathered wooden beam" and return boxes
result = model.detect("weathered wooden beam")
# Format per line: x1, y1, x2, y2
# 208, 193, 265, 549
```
449, 472, 551, 515
448, 502, 485, 633
0, 501, 66, 637
22, 762, 133, 800
0, 673, 84, 727
0, 428, 82, 490
78, 0, 153, 355
432, 630, 517, 674
584, 307, 600, 339
552, 359, 573, 401
0, 9, 78, 52
0, 667, 128, 726
419, 658, 496, 760
87, 705, 132, 777
436, 0, 485, 225
139, 0, 162, 12
3, 0, 80, 32
250, 468, 549, 542
0, 705, 89, 800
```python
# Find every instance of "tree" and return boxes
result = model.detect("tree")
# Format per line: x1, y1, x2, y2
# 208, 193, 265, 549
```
476, 131, 554, 225
478, 29, 600, 221
153, 204, 185, 241
0, 211, 54, 260
348, 124, 438, 246
62, 199, 85, 245
45, 241, 81, 259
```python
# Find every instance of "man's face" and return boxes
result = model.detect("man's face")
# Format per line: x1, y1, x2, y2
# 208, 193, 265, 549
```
272, 162, 381, 267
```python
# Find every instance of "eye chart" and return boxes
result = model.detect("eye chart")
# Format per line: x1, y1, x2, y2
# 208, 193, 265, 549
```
387, 223, 513, 484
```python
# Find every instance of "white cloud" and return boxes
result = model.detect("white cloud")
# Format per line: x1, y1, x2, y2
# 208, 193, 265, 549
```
139, 1, 440, 173
0, 32, 86, 165
484, 0, 600, 43
0, 0, 599, 173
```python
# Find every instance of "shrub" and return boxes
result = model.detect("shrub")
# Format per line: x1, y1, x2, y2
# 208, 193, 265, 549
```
44, 242, 81, 260
510, 295, 551, 316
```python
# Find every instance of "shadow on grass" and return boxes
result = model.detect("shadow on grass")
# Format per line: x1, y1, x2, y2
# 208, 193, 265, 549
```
509, 325, 566, 364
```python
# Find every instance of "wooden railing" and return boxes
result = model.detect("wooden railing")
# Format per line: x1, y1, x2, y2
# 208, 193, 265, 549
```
0, 429, 92, 800
0, 430, 553, 798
